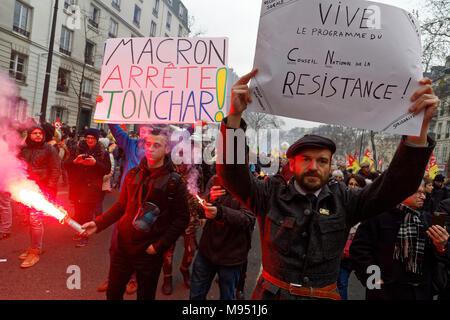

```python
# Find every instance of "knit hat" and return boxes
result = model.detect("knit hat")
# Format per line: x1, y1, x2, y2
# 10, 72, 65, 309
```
85, 128, 100, 141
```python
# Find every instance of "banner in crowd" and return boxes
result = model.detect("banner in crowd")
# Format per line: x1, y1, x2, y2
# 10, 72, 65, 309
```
346, 153, 361, 173
362, 148, 376, 171
93, 37, 228, 124
249, 0, 423, 135
425, 152, 439, 179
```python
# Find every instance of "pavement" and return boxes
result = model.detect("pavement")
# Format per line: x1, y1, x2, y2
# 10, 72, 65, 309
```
0, 183, 365, 300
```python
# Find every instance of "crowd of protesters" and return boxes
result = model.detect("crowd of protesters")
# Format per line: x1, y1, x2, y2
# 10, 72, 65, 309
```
0, 65, 449, 301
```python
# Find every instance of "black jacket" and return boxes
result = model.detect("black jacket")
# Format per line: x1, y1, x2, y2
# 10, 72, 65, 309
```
431, 185, 450, 212
198, 176, 256, 266
94, 156, 189, 256
350, 208, 450, 300
19, 136, 60, 197
216, 117, 434, 298
65, 141, 111, 203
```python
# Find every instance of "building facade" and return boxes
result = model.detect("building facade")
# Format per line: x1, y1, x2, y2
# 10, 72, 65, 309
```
0, 0, 189, 130
428, 56, 450, 176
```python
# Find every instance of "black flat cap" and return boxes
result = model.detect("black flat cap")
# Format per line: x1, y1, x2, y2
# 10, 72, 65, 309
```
286, 135, 336, 158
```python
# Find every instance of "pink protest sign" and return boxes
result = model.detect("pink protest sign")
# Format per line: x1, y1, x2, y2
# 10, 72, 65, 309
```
94, 37, 229, 124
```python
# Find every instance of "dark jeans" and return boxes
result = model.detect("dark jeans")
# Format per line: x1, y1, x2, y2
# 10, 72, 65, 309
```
190, 252, 242, 300
107, 248, 164, 300
337, 267, 351, 300
163, 233, 198, 275
236, 260, 248, 292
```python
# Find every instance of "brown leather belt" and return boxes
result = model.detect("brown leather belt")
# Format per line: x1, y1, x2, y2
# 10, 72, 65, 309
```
262, 270, 342, 300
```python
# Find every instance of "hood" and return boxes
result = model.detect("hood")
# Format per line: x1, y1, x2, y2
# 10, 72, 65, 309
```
25, 125, 45, 147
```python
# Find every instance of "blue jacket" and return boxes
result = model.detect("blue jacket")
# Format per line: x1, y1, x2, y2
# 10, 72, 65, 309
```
108, 124, 145, 186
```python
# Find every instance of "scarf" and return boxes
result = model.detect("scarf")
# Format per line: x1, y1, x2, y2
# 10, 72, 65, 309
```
393, 204, 426, 275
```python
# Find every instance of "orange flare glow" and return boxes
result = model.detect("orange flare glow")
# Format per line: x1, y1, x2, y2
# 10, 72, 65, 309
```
195, 194, 206, 206
9, 181, 67, 222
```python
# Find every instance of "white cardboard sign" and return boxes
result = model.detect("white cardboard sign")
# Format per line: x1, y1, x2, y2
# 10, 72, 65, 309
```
249, 0, 423, 135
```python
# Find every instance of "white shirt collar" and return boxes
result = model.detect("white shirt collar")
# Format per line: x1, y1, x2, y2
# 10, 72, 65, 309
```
294, 180, 322, 198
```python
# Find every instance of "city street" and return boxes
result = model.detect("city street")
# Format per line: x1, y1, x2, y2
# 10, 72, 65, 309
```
0, 183, 365, 300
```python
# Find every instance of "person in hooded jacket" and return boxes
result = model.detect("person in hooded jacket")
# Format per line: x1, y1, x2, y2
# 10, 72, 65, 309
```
65, 128, 111, 247
82, 127, 189, 300
18, 125, 60, 268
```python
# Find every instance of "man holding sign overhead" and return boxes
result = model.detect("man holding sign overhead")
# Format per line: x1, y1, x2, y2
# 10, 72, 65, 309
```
216, 52, 443, 301
216, 0, 442, 300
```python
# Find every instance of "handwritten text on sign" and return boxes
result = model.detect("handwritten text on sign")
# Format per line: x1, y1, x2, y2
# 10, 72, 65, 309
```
94, 37, 228, 124
249, 0, 423, 135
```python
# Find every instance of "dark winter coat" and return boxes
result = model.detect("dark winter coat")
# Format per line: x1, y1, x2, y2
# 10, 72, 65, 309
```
65, 140, 111, 203
216, 117, 434, 299
94, 156, 189, 256
19, 133, 60, 197
431, 185, 450, 212
198, 176, 256, 266
349, 208, 450, 300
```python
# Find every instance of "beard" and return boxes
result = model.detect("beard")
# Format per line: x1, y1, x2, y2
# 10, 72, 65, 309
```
294, 171, 328, 192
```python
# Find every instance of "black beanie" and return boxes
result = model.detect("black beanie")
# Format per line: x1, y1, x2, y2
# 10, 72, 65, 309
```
85, 128, 100, 141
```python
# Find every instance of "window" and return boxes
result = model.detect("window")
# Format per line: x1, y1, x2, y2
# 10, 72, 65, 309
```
89, 4, 100, 28
178, 24, 183, 37
111, 0, 120, 10
9, 52, 27, 82
52, 106, 68, 124
13, 1, 31, 37
150, 21, 157, 37
443, 146, 449, 163
133, 5, 141, 27
57, 68, 70, 93
179, 4, 185, 17
109, 18, 118, 37
85, 41, 95, 65
152, 0, 159, 17
437, 122, 442, 140
64, 0, 76, 10
81, 78, 92, 99
60, 26, 72, 56
166, 11, 172, 29
447, 122, 450, 139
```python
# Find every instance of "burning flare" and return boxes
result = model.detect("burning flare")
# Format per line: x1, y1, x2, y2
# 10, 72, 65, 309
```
9, 180, 86, 235
195, 194, 207, 206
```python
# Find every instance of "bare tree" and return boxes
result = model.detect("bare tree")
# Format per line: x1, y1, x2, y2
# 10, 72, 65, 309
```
67, 10, 108, 130
415, 0, 450, 72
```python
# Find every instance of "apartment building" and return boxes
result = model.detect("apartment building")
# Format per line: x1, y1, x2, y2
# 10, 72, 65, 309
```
0, 0, 189, 130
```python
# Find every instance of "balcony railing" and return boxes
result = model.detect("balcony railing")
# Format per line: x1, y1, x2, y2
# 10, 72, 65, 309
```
88, 18, 98, 28
111, 1, 120, 10
85, 57, 94, 66
57, 84, 69, 93
9, 71, 26, 83
82, 92, 92, 99
13, 25, 30, 37
59, 47, 71, 56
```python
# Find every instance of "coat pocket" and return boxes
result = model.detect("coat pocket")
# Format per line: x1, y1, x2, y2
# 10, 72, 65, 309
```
317, 215, 347, 261
267, 212, 296, 255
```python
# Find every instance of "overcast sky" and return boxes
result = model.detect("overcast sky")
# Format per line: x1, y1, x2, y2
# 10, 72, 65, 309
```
182, 0, 424, 129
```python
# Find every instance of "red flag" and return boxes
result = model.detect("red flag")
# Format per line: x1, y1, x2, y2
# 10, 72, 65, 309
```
53, 118, 61, 129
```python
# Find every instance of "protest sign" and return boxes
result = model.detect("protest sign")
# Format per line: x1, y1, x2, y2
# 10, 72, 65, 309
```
248, 0, 423, 135
94, 37, 228, 124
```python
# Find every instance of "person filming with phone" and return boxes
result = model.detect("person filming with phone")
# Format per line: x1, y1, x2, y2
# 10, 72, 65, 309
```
350, 181, 449, 300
